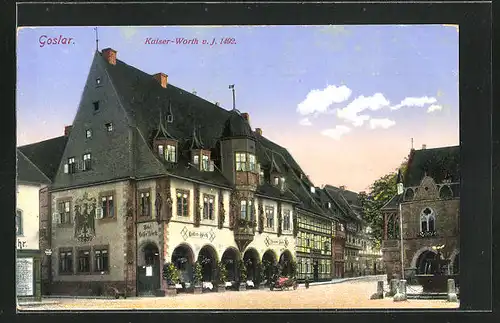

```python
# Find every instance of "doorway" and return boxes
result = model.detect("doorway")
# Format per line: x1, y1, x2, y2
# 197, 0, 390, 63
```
137, 243, 160, 296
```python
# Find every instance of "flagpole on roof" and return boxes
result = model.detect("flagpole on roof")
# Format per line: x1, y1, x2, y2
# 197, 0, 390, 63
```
397, 168, 405, 280
229, 84, 235, 110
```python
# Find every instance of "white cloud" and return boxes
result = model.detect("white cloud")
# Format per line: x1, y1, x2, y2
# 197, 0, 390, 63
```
321, 125, 351, 140
336, 93, 390, 127
427, 104, 443, 113
369, 118, 396, 130
390, 96, 437, 110
297, 85, 352, 116
299, 117, 312, 126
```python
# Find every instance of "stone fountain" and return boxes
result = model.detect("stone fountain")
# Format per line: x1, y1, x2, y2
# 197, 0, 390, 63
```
414, 246, 459, 293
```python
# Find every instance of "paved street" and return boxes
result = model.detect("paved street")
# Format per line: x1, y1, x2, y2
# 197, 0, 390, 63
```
19, 277, 459, 310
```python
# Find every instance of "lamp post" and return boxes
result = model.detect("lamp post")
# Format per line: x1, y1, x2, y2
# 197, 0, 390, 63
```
396, 169, 404, 280
44, 249, 52, 296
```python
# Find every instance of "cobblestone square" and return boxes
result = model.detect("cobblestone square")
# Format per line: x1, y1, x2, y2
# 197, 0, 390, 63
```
19, 279, 459, 310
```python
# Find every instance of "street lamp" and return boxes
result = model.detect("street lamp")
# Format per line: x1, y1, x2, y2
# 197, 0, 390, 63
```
44, 249, 53, 296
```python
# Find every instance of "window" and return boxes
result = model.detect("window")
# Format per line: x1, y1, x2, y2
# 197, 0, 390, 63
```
77, 249, 91, 273
101, 195, 114, 218
94, 248, 109, 272
420, 207, 436, 233
265, 206, 274, 228
68, 157, 76, 174
166, 144, 176, 162
158, 145, 164, 157
59, 249, 73, 274
176, 190, 189, 217
58, 200, 71, 224
235, 153, 247, 171
83, 153, 92, 171
193, 155, 199, 165
203, 194, 215, 220
96, 78, 101, 85
248, 154, 256, 172
259, 170, 264, 184
240, 200, 247, 220
139, 191, 151, 217
85, 129, 92, 138
93, 101, 100, 112
16, 210, 23, 236
274, 177, 279, 186
201, 155, 209, 171
167, 114, 174, 123
105, 122, 113, 132
283, 210, 291, 231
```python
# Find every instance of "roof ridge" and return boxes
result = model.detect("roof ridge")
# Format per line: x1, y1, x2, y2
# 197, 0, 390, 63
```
18, 135, 66, 149
17, 149, 52, 183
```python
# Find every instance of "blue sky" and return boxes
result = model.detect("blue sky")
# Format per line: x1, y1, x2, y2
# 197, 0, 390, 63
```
17, 25, 459, 192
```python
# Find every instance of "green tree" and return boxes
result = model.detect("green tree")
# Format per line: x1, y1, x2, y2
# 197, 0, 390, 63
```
193, 261, 203, 285
360, 159, 408, 246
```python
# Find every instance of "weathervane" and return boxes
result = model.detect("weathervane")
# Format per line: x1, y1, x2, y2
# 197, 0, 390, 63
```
94, 27, 99, 52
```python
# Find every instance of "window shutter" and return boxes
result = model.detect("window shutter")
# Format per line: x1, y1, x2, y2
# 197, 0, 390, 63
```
52, 212, 61, 224
64, 164, 69, 174
95, 207, 103, 219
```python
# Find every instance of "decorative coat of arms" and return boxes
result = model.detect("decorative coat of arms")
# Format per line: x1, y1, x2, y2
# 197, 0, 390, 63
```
74, 192, 97, 243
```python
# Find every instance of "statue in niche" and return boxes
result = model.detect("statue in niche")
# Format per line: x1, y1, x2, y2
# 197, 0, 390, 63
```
74, 192, 97, 243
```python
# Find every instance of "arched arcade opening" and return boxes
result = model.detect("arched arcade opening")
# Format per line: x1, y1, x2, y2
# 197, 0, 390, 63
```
197, 245, 218, 282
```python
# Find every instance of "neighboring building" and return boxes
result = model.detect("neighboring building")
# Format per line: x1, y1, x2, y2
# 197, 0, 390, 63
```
16, 150, 51, 301
381, 145, 460, 282
17, 135, 68, 297
39, 48, 343, 296
358, 225, 384, 275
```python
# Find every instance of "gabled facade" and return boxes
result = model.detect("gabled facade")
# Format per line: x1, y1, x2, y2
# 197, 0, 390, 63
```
42, 48, 311, 296
381, 145, 460, 282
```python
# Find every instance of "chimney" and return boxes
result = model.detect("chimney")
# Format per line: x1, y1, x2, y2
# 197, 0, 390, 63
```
215, 102, 220, 106
153, 73, 168, 88
101, 48, 117, 65
241, 112, 250, 122
422, 144, 427, 149
255, 128, 262, 136
64, 125, 73, 137
339, 185, 346, 190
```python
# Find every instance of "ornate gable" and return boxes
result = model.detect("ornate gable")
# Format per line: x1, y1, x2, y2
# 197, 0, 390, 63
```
413, 176, 439, 201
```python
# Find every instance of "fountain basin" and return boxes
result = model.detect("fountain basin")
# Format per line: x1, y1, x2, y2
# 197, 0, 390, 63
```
415, 274, 459, 293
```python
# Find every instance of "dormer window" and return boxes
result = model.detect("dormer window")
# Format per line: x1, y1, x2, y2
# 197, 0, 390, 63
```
93, 101, 100, 112
274, 177, 279, 186
201, 155, 209, 171
96, 78, 101, 86
310, 186, 316, 194
193, 155, 199, 165
259, 169, 264, 185
105, 122, 113, 132
166, 144, 176, 162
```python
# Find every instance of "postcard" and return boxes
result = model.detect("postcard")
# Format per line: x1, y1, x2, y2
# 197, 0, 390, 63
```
16, 24, 461, 311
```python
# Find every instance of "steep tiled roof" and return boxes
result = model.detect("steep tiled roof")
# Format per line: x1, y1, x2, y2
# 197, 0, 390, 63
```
101, 52, 329, 215
324, 185, 360, 222
17, 150, 51, 185
18, 136, 68, 181
380, 193, 403, 211
404, 145, 460, 187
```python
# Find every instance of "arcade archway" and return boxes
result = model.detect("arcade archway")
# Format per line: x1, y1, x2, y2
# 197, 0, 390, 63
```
221, 247, 240, 282
243, 248, 260, 281
262, 249, 277, 282
415, 250, 438, 274
172, 244, 195, 283
197, 245, 218, 282
279, 250, 294, 277
137, 242, 160, 296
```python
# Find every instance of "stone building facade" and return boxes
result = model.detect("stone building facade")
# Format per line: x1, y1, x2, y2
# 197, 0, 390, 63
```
381, 145, 460, 283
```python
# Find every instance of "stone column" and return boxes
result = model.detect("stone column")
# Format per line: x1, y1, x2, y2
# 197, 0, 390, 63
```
387, 278, 398, 297
393, 279, 407, 302
447, 279, 458, 302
